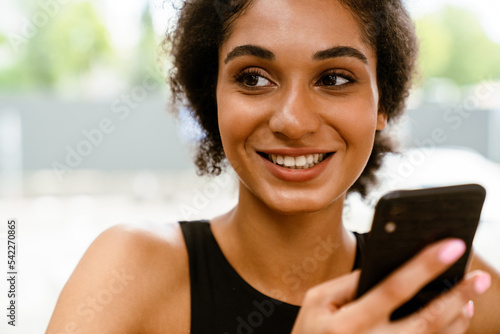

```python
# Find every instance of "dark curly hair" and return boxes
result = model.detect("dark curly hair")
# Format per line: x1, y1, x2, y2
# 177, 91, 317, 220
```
164, 0, 418, 197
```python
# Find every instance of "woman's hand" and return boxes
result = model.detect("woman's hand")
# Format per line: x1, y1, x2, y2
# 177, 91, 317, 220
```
291, 239, 491, 334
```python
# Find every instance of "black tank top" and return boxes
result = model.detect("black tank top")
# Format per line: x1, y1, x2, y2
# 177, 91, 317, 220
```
179, 220, 367, 334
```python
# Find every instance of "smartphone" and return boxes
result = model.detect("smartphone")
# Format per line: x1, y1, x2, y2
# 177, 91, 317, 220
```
355, 183, 486, 321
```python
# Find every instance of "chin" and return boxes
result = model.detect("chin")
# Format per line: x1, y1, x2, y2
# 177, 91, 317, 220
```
262, 190, 345, 216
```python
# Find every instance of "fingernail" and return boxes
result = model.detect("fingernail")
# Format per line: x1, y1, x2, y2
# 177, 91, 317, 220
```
439, 239, 466, 264
474, 272, 491, 294
466, 300, 474, 318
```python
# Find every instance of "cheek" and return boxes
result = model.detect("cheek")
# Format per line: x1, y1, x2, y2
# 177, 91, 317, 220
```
217, 92, 268, 145
217, 92, 257, 169
331, 97, 379, 147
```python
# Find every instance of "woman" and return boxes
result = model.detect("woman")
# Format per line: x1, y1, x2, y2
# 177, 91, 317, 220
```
47, 0, 499, 333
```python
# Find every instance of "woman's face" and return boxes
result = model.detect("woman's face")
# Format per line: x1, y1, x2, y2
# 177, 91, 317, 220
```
216, 0, 386, 214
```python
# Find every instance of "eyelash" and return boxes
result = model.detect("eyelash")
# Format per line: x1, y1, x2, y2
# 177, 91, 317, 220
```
233, 68, 356, 90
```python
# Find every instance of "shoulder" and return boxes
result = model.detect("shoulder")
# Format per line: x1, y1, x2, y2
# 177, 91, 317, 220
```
47, 222, 190, 334
94, 221, 188, 269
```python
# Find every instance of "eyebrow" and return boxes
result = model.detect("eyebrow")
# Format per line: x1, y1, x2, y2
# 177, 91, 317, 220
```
224, 44, 368, 64
313, 46, 368, 64
224, 44, 275, 64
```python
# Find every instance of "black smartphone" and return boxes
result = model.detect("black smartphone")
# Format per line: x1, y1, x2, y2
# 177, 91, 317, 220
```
355, 184, 486, 321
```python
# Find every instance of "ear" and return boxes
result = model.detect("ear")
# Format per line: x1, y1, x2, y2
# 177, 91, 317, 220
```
376, 109, 388, 131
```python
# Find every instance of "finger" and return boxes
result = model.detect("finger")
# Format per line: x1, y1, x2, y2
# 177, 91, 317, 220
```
390, 313, 470, 334
303, 270, 360, 310
355, 239, 466, 323
437, 315, 470, 334
439, 301, 474, 334
400, 271, 489, 333
435, 302, 472, 334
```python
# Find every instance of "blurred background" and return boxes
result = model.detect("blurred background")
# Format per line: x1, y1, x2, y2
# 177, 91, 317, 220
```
0, 0, 499, 332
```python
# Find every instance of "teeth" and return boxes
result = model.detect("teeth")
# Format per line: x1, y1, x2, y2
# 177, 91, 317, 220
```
284, 156, 295, 167
268, 153, 328, 169
295, 156, 307, 167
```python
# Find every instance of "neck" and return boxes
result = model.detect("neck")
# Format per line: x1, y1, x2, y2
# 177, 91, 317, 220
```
211, 182, 356, 305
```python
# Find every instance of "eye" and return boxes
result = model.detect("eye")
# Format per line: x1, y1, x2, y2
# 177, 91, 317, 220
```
317, 71, 353, 88
243, 75, 271, 87
234, 68, 274, 88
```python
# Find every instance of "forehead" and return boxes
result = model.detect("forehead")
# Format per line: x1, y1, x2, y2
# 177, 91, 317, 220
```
222, 0, 375, 62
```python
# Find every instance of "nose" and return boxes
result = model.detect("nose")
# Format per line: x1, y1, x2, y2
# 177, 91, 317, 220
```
269, 84, 321, 140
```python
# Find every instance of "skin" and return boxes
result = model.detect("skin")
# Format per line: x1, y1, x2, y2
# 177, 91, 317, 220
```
46, 0, 500, 333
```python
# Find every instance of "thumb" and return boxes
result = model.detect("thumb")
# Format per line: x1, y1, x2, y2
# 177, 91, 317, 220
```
306, 270, 360, 310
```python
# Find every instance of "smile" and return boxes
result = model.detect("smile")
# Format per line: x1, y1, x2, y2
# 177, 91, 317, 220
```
259, 153, 332, 169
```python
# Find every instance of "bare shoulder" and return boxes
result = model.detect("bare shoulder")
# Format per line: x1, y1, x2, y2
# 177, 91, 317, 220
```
46, 222, 190, 334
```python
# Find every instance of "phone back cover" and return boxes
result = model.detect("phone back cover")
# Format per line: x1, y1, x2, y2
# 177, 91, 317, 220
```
356, 184, 486, 320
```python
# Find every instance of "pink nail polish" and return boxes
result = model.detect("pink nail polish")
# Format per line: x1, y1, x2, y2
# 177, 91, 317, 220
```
466, 300, 474, 318
475, 273, 491, 294
439, 240, 466, 264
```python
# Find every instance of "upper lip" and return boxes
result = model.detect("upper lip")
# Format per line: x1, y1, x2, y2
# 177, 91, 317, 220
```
257, 148, 335, 156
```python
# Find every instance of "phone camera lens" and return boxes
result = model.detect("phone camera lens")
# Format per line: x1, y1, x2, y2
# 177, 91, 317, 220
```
385, 222, 397, 233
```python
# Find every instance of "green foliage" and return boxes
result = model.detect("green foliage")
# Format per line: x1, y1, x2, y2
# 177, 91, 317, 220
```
130, 5, 160, 85
24, 1, 115, 88
417, 6, 500, 85
0, 1, 116, 91
0, 1, 160, 93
